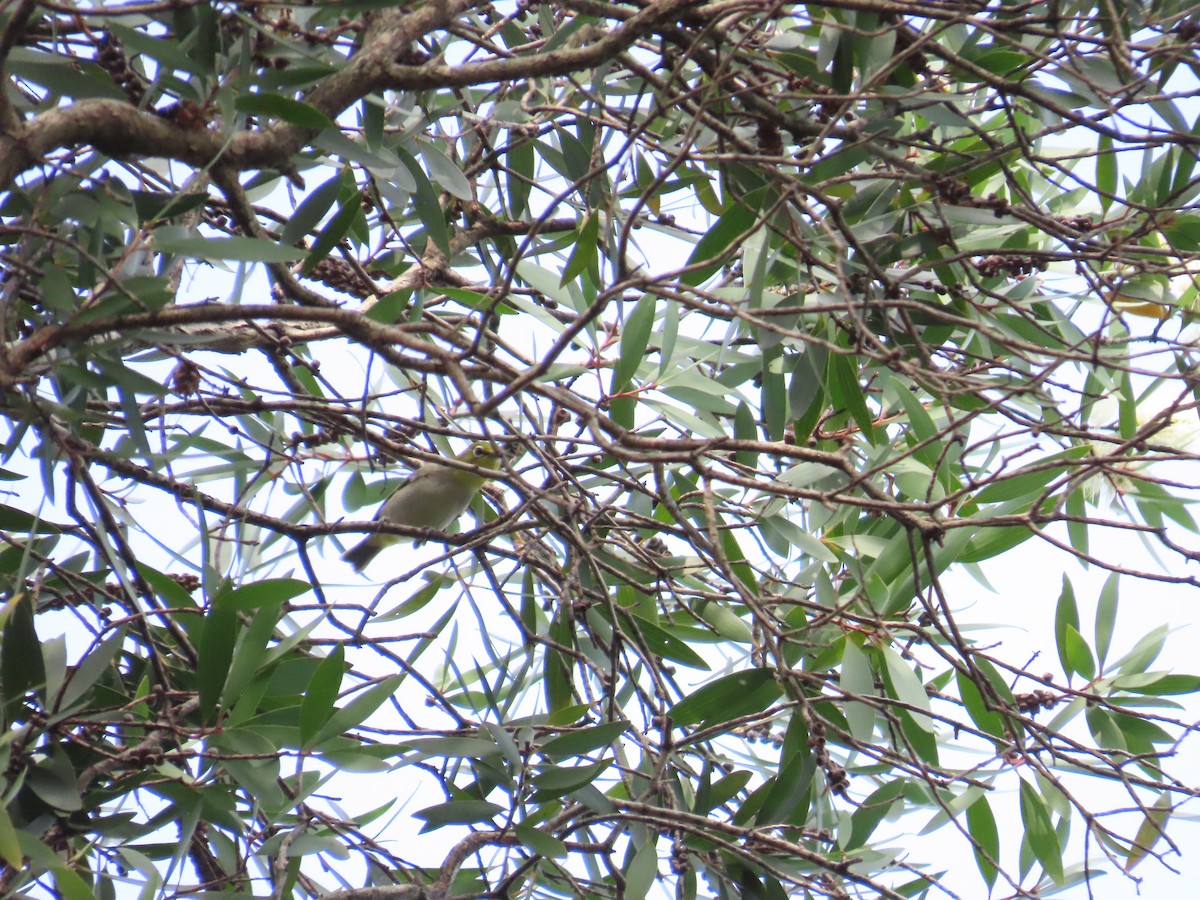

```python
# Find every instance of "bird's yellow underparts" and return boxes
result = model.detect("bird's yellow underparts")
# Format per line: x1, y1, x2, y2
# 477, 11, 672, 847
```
342, 440, 502, 573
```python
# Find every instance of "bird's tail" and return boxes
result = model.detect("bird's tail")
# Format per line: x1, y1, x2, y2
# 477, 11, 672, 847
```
342, 538, 379, 573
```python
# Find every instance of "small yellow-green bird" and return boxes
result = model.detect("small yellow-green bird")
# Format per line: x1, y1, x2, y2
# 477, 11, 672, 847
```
342, 441, 503, 572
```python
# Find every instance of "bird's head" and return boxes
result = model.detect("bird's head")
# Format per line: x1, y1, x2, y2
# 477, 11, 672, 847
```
457, 440, 503, 474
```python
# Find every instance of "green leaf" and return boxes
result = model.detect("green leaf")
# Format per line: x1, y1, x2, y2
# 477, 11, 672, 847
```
302, 189, 365, 272
0, 804, 20, 868
756, 749, 816, 827
624, 836, 659, 900
8, 49, 127, 100
682, 188, 766, 286
626, 613, 710, 670
280, 171, 347, 247
557, 128, 591, 183
1125, 794, 1172, 872
220, 599, 284, 712
403, 737, 501, 762
846, 780, 905, 850
1095, 572, 1119, 670
718, 529, 759, 599
415, 799, 505, 831
515, 259, 577, 311
507, 138, 534, 218
154, 235, 304, 263
397, 148, 451, 256
1019, 779, 1064, 884
1066, 487, 1089, 560
965, 793, 1000, 890
957, 523, 1034, 564
561, 213, 600, 286
694, 599, 753, 644
544, 606, 575, 713
1097, 134, 1115, 212
236, 93, 335, 129
540, 721, 628, 759
418, 143, 472, 200
827, 351, 876, 444
668, 669, 781, 727
531, 760, 612, 800
198, 588, 240, 723
1115, 625, 1168, 675
973, 450, 1082, 504
1063, 625, 1096, 682
1115, 673, 1200, 695
0, 503, 65, 534
880, 646, 934, 732
830, 26, 853, 93
515, 823, 567, 859
108, 22, 208, 75
376, 573, 454, 621
1118, 369, 1138, 441
1054, 575, 1080, 678
51, 866, 94, 900
227, 578, 310, 611
762, 345, 787, 441
956, 667, 1006, 740
612, 295, 657, 391
694, 769, 753, 816
899, 707, 940, 766
57, 627, 125, 711
301, 644, 345, 748
892, 380, 942, 467
841, 640, 876, 742
28, 756, 81, 812
130, 189, 208, 224
1086, 705, 1124, 751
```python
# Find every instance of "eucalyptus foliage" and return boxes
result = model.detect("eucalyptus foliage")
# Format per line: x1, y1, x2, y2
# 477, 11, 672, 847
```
3, 2, 1200, 899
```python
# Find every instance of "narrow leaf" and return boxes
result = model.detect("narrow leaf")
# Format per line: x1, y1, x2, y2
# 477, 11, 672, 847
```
847, 780, 905, 849
1125, 794, 1172, 872
828, 352, 876, 444
0, 803, 21, 868
612, 295, 656, 390
682, 188, 766, 286
301, 643, 345, 748
397, 148, 451, 255
1063, 624, 1096, 682
198, 589, 239, 722
966, 793, 1000, 890
668, 669, 780, 727
236, 93, 334, 129
1096, 572, 1119, 669
881, 646, 934, 732
1054, 575, 1080, 678
1019, 779, 1064, 883
155, 235, 303, 263
624, 836, 659, 900
515, 823, 567, 859
841, 640, 876, 742
415, 799, 504, 831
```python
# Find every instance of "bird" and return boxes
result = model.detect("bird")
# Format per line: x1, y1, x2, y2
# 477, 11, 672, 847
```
342, 440, 502, 572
